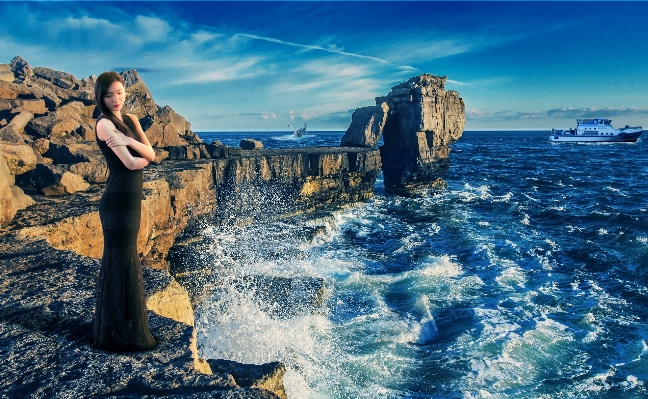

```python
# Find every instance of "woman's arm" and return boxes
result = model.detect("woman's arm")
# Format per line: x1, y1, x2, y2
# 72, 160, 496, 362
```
123, 114, 155, 162
96, 119, 150, 170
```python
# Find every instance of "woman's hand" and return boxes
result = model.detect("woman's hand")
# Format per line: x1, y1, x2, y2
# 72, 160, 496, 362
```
105, 130, 132, 148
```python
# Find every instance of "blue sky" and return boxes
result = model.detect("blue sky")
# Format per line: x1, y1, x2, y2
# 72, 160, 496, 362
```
1, 1, 647, 131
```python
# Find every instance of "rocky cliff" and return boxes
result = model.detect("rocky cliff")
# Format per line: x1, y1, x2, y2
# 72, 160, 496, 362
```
0, 55, 381, 398
340, 74, 465, 196
1, 55, 464, 397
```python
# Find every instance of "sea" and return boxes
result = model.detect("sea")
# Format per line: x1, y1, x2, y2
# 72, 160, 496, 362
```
188, 130, 648, 399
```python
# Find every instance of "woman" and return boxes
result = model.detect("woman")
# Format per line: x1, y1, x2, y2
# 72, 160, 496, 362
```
92, 71, 157, 350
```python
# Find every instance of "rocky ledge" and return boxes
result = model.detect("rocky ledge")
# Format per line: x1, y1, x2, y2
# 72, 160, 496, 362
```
0, 55, 464, 397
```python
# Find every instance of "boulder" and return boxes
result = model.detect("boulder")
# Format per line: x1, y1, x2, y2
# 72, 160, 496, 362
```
9, 55, 33, 83
0, 143, 38, 175
207, 359, 287, 399
32, 66, 81, 90
68, 160, 108, 184
30, 163, 89, 195
340, 102, 389, 148
0, 81, 31, 99
33, 138, 49, 154
25, 114, 55, 137
240, 139, 264, 150
121, 69, 158, 119
43, 142, 102, 164
11, 184, 34, 210
0, 155, 16, 225
0, 124, 24, 143
14, 99, 47, 115
9, 110, 34, 131
0, 64, 14, 82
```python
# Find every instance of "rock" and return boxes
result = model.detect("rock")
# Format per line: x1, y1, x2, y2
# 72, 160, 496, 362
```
25, 114, 54, 137
10, 185, 34, 210
68, 161, 108, 184
165, 145, 203, 160
30, 163, 90, 195
207, 360, 287, 399
0, 143, 38, 175
0, 238, 282, 399
0, 155, 16, 225
15, 99, 47, 115
0, 124, 24, 143
33, 138, 49, 155
121, 69, 158, 119
33, 66, 81, 90
378, 74, 465, 196
9, 55, 33, 83
340, 102, 389, 148
0, 64, 14, 82
50, 117, 81, 138
240, 139, 264, 150
44, 142, 101, 164
9, 110, 34, 131
0, 81, 30, 99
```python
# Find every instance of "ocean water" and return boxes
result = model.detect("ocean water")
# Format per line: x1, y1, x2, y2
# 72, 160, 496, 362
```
190, 130, 648, 398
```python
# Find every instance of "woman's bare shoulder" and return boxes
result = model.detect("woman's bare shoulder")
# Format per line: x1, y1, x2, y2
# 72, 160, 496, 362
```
96, 118, 117, 140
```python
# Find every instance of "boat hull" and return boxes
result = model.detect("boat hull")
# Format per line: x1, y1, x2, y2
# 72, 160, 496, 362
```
549, 130, 643, 143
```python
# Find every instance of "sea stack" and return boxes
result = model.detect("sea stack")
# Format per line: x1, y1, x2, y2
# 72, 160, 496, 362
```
340, 74, 465, 197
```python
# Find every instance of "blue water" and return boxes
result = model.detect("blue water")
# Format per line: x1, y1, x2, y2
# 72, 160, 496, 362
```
192, 130, 648, 398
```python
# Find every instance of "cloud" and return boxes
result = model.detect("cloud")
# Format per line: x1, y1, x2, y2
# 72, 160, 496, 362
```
467, 107, 648, 121
134, 15, 172, 43
234, 33, 388, 63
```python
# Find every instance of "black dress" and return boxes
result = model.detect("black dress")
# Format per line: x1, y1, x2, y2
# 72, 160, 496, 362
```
93, 114, 156, 351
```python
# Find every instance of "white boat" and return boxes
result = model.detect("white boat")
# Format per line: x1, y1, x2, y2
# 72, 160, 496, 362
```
550, 119, 642, 142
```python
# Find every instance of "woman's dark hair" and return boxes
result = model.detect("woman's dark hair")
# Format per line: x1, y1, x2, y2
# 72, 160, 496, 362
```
94, 71, 134, 138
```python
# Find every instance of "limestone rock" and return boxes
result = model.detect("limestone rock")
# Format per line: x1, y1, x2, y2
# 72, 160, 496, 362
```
68, 161, 108, 184
340, 102, 389, 148
0, 124, 24, 143
121, 69, 158, 119
0, 155, 16, 225
0, 64, 14, 82
9, 55, 33, 83
33, 66, 81, 90
240, 139, 264, 150
14, 99, 47, 115
380, 74, 465, 148
207, 360, 287, 399
0, 80, 31, 99
10, 185, 34, 210
9, 110, 34, 131
33, 138, 49, 154
0, 143, 38, 175
31, 163, 90, 195
44, 142, 101, 164
377, 74, 465, 196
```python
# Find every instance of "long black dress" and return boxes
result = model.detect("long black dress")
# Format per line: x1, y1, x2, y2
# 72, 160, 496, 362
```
93, 114, 156, 351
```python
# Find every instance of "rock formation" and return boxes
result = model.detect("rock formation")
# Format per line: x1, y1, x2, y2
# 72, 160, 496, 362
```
1, 55, 383, 397
341, 74, 465, 196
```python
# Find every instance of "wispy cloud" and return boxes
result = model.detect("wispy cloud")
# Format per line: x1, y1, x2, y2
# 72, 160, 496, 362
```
468, 107, 648, 121
235, 33, 388, 63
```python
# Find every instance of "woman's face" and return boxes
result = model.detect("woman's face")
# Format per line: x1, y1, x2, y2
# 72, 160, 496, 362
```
104, 81, 126, 115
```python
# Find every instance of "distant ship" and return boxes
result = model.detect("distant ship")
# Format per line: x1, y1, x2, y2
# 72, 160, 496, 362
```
550, 119, 642, 143
289, 124, 307, 137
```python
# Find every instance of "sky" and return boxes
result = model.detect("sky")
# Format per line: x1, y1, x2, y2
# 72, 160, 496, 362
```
1, 1, 647, 132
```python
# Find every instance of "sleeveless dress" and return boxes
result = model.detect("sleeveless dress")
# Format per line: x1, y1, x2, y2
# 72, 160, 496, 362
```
92, 114, 156, 351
